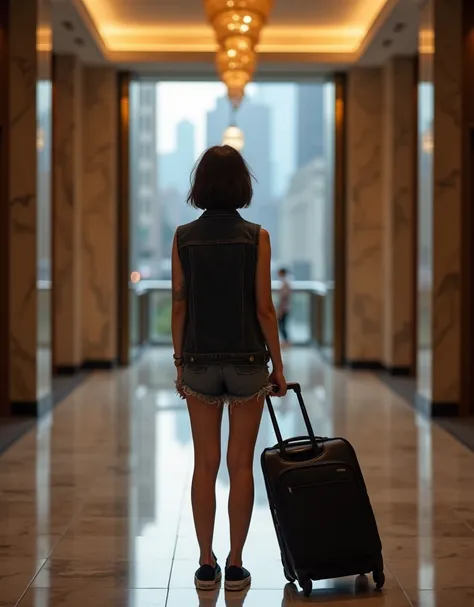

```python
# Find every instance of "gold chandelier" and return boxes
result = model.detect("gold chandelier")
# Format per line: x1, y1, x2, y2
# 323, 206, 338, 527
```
204, 0, 274, 108
216, 44, 256, 108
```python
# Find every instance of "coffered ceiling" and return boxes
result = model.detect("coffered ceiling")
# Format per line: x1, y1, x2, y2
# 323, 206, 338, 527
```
52, 0, 419, 71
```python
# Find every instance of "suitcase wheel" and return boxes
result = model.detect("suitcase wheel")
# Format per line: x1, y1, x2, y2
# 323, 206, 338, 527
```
373, 568, 385, 590
300, 578, 312, 597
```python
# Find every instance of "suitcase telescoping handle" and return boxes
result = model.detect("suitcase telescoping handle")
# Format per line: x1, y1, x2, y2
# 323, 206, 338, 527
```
266, 382, 322, 457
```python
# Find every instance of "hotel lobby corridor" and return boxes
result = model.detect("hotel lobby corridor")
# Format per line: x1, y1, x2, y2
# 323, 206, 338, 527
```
1, 348, 473, 607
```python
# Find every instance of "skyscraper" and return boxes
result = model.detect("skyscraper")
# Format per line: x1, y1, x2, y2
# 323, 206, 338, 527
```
297, 83, 325, 168
206, 95, 273, 227
130, 82, 161, 278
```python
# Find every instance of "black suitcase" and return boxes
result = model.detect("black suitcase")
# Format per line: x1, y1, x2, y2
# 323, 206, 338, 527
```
261, 382, 385, 597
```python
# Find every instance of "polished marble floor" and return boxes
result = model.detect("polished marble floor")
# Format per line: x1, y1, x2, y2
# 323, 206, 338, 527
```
1, 348, 473, 607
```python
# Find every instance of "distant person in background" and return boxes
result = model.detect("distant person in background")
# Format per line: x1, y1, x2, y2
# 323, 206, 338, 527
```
277, 268, 291, 348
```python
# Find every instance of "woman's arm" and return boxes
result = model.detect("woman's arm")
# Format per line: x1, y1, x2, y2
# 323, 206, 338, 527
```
256, 228, 287, 396
171, 231, 187, 360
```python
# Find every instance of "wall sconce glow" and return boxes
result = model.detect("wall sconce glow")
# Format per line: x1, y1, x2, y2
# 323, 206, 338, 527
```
37, 26, 52, 52
419, 29, 434, 55
37, 128, 45, 151
422, 130, 433, 154
223, 125, 244, 151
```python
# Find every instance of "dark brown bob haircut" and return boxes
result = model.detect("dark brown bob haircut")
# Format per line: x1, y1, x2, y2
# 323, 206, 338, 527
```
187, 145, 254, 210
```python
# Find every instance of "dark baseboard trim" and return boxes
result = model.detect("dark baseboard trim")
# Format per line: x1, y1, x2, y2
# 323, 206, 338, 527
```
82, 359, 118, 370
377, 373, 460, 419
386, 366, 412, 377
55, 364, 82, 375
346, 360, 413, 376
11, 393, 53, 417
416, 394, 459, 418
346, 360, 384, 370
56, 359, 121, 373
1, 370, 90, 454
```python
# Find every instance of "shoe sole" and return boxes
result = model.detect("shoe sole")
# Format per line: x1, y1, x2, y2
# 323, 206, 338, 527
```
194, 572, 222, 591
224, 576, 252, 592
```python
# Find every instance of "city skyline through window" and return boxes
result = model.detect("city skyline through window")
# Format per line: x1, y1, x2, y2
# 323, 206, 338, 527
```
131, 79, 334, 283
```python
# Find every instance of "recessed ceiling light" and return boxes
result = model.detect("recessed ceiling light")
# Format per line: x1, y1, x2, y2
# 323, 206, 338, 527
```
74, 37, 84, 46
61, 20, 74, 31
382, 38, 393, 48
393, 22, 406, 33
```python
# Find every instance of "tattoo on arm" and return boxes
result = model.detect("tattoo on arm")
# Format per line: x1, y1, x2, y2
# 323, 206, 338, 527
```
172, 282, 187, 302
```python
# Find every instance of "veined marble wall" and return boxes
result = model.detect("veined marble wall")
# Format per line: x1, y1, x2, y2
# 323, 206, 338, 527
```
418, 0, 462, 408
82, 67, 118, 364
383, 57, 417, 371
432, 0, 462, 404
346, 68, 384, 363
53, 55, 82, 370
8, 0, 52, 408
8, 0, 37, 403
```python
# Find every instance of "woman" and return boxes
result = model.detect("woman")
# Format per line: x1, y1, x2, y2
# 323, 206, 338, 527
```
277, 267, 291, 347
171, 145, 287, 592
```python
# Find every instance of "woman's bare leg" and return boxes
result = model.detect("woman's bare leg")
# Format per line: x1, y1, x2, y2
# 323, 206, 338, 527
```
226, 396, 265, 567
186, 395, 224, 566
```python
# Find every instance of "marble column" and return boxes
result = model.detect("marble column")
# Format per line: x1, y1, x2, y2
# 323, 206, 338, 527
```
382, 57, 417, 374
8, 0, 52, 414
52, 55, 83, 373
417, 0, 462, 414
81, 67, 118, 366
0, 1, 9, 415
345, 68, 384, 366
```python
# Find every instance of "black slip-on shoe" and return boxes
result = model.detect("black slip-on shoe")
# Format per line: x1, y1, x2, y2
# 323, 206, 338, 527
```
194, 555, 222, 591
224, 565, 251, 591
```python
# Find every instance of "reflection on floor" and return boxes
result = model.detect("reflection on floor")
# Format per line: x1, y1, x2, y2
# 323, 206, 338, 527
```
0, 371, 89, 455
1, 348, 474, 606
377, 372, 474, 453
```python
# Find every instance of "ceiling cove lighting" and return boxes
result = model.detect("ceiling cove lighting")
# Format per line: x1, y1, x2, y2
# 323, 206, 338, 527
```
80, 0, 390, 56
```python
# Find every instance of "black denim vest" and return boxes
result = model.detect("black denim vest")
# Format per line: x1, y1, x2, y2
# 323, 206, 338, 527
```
177, 210, 268, 365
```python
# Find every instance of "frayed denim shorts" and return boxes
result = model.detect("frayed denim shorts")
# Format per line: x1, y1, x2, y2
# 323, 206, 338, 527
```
177, 363, 272, 407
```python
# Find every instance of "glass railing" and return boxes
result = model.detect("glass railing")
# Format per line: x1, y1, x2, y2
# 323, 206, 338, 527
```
134, 280, 334, 349
38, 279, 336, 355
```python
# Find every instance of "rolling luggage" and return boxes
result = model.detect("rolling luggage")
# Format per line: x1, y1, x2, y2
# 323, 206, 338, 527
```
261, 382, 385, 597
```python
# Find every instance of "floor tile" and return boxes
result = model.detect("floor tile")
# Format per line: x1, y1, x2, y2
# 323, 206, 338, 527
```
166, 586, 412, 607
0, 535, 61, 559
407, 588, 474, 606
375, 503, 474, 538
454, 505, 474, 531
49, 534, 176, 561
288, 585, 412, 606
0, 516, 72, 538
382, 537, 474, 561
17, 587, 168, 607
389, 560, 474, 590
166, 588, 289, 607
0, 559, 45, 607
33, 558, 172, 589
